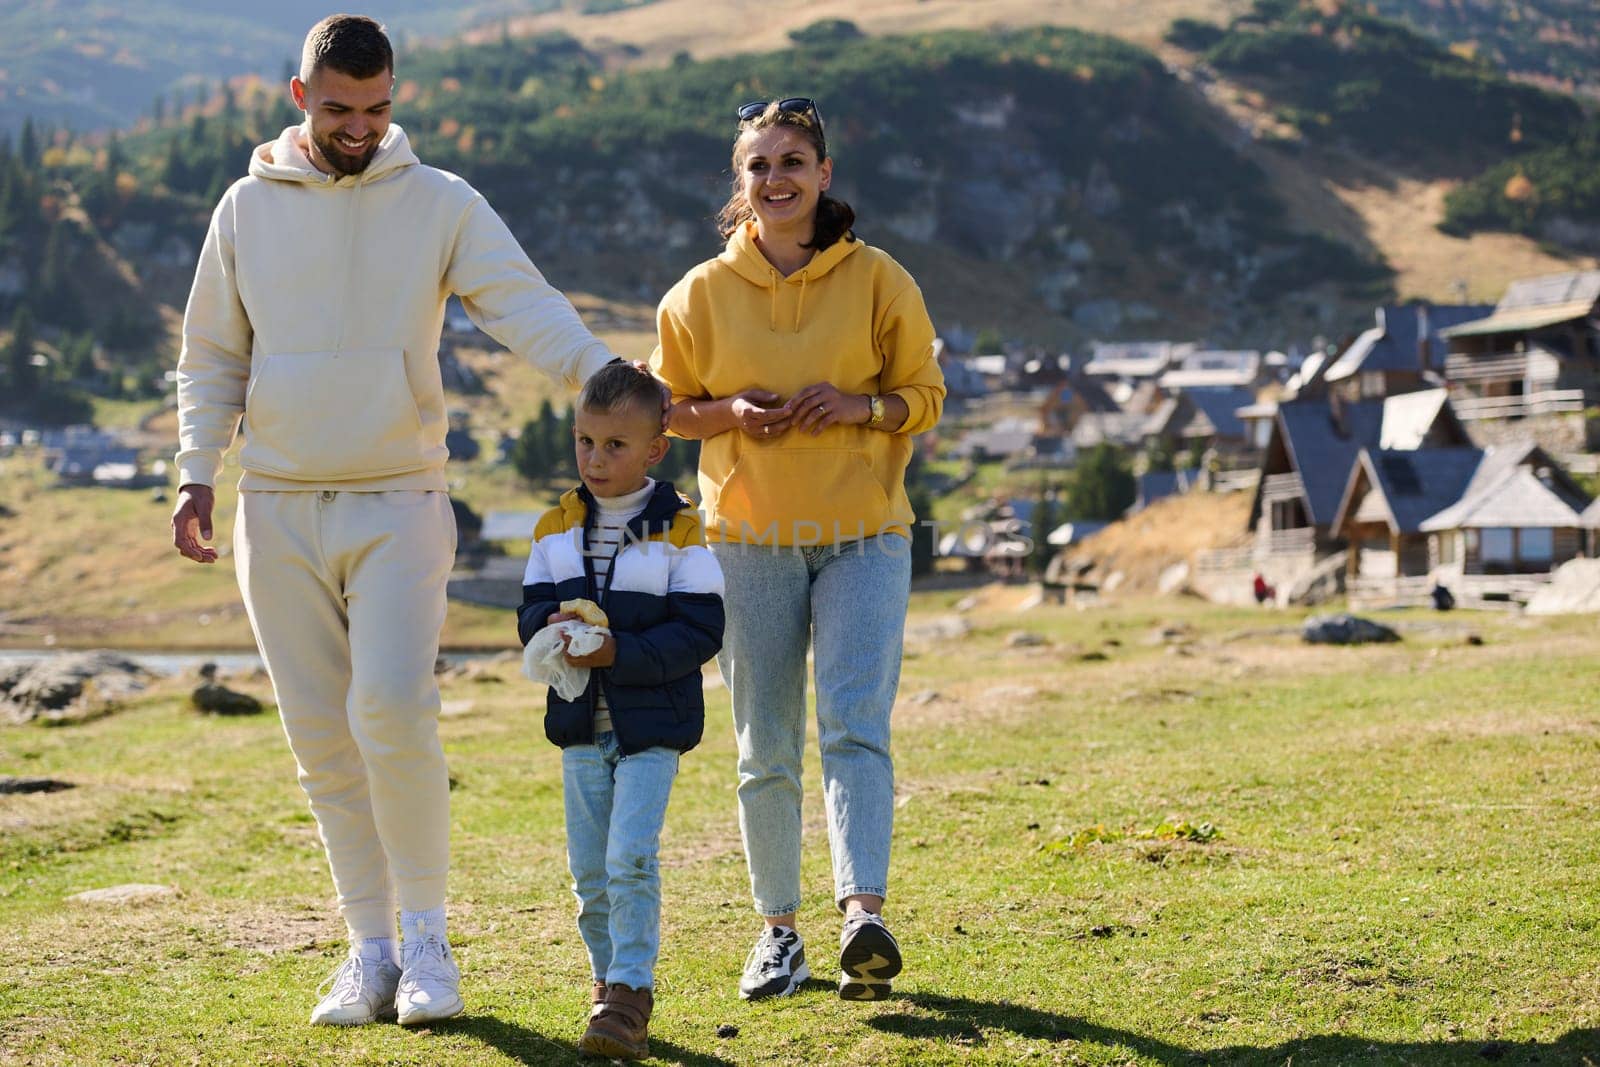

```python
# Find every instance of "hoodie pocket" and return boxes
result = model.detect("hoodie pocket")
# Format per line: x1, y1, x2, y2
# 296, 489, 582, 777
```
242, 349, 424, 480
715, 448, 893, 545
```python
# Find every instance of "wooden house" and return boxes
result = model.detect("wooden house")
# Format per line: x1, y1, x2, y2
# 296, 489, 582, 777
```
1249, 388, 1471, 563
1441, 271, 1600, 433
1323, 303, 1493, 402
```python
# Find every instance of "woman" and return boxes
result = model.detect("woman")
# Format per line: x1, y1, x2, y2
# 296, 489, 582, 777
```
652, 97, 945, 1002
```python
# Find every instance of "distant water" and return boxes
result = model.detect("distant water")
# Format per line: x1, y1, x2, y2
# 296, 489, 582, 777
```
0, 649, 501, 677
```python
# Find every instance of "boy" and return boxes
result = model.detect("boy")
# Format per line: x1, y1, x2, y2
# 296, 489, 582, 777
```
517, 363, 724, 1060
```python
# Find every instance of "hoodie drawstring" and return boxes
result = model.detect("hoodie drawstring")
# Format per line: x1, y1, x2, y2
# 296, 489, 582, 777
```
767, 269, 810, 333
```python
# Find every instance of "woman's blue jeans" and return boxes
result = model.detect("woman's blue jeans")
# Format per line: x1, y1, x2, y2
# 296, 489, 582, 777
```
711, 533, 911, 916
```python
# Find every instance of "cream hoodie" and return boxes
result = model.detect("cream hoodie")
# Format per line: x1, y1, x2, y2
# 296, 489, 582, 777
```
175, 123, 615, 491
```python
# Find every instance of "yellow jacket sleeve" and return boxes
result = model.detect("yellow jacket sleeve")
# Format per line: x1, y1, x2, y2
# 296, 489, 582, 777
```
650, 295, 707, 415
877, 282, 946, 436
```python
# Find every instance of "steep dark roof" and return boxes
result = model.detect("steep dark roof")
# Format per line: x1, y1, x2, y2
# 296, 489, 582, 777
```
1349, 448, 1485, 533
1325, 304, 1492, 380
1276, 397, 1386, 527
1184, 387, 1254, 439
1421, 443, 1592, 531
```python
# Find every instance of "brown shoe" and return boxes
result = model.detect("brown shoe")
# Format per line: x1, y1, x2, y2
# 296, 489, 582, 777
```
589, 980, 607, 1017
578, 983, 652, 1060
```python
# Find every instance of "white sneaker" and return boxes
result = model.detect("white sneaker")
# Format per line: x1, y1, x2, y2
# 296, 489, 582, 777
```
310, 954, 401, 1026
396, 935, 464, 1026
739, 926, 810, 1000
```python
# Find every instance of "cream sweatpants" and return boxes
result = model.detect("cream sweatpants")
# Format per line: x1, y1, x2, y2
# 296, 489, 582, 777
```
234, 489, 457, 941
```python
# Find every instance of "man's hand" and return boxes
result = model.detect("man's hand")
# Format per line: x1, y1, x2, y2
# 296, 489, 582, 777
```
172, 484, 218, 564
562, 631, 616, 668
624, 359, 673, 432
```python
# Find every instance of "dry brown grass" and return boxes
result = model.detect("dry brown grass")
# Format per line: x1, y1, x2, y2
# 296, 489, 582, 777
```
1066, 488, 1253, 593
1326, 172, 1598, 303
477, 0, 1249, 61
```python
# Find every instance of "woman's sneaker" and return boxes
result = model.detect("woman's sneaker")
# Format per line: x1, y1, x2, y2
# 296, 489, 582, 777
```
838, 912, 901, 1001
739, 926, 810, 1000
309, 953, 401, 1025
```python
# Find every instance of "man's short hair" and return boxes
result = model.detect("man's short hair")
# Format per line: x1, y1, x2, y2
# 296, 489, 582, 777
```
300, 14, 394, 83
578, 363, 664, 422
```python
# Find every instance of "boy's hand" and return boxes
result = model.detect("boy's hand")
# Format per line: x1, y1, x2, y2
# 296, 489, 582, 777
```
547, 611, 580, 625
562, 631, 616, 668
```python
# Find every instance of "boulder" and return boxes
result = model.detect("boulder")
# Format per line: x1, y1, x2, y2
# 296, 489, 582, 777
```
2, 652, 151, 725
0, 776, 74, 794
191, 682, 263, 716
1302, 614, 1400, 645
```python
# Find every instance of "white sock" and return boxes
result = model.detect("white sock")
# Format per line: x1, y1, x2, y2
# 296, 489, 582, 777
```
354, 937, 398, 965
401, 906, 447, 943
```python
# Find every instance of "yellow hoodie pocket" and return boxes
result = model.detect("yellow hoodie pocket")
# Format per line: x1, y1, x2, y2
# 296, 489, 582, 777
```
715, 448, 893, 546
241, 349, 424, 480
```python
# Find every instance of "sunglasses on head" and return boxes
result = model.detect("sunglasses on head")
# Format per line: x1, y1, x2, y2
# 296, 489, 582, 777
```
736, 97, 824, 128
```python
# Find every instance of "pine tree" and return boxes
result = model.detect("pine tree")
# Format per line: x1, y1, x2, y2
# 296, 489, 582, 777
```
536, 397, 560, 470
5, 305, 38, 398
18, 118, 37, 169
34, 220, 80, 324
509, 417, 545, 483
1030, 485, 1058, 576
161, 137, 189, 192
1066, 444, 1136, 521
557, 404, 577, 477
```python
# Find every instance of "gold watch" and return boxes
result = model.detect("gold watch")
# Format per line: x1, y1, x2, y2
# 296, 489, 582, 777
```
866, 394, 886, 427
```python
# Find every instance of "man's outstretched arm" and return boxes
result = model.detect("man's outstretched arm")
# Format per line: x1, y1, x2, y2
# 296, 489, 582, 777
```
172, 194, 252, 564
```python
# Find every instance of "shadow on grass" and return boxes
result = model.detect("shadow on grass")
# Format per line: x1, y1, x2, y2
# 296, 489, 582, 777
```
445, 1012, 740, 1067
868, 993, 1600, 1066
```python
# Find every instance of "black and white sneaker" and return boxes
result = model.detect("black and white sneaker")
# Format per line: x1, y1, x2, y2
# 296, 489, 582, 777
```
739, 925, 810, 1000
838, 912, 902, 1001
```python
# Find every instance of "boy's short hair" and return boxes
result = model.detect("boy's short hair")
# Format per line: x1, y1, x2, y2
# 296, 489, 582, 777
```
577, 362, 664, 424
300, 14, 393, 83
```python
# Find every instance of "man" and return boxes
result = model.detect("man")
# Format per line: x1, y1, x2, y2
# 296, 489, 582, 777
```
170, 14, 621, 1027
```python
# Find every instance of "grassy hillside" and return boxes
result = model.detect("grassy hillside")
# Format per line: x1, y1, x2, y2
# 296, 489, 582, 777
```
1158, 0, 1599, 293
3, 599, 1600, 1063
1370, 0, 1600, 99
1442, 128, 1600, 254
0, 1, 563, 136
2, 21, 1398, 373
5, 3, 1598, 429
1169, 0, 1582, 173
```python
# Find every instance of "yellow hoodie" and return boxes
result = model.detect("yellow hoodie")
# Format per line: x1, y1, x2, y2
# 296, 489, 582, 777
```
174, 123, 615, 492
652, 222, 945, 545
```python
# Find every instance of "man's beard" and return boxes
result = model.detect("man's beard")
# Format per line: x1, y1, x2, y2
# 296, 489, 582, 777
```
311, 129, 379, 176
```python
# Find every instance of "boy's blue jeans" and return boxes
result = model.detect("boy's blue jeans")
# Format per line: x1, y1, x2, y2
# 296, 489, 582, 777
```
561, 731, 679, 990
712, 533, 911, 917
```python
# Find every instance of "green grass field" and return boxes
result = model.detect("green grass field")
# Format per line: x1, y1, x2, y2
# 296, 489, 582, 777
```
4, 598, 1599, 1065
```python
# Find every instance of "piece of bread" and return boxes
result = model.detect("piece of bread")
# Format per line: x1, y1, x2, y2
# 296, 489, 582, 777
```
560, 597, 609, 628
